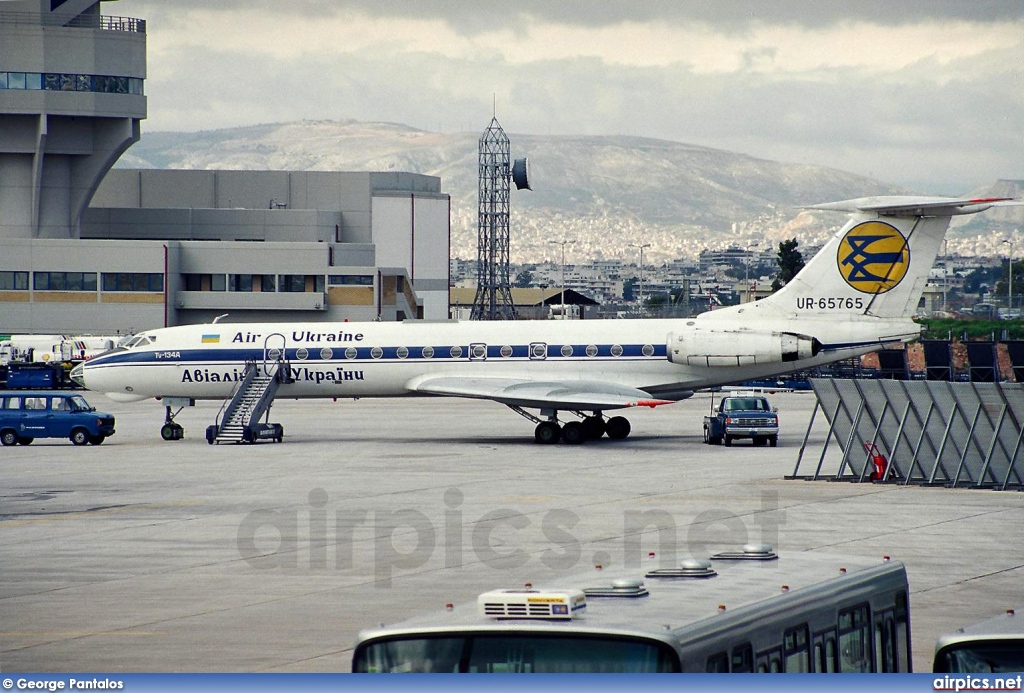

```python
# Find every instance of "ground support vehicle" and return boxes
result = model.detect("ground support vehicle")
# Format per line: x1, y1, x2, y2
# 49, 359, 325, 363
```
703, 395, 779, 447
0, 390, 115, 446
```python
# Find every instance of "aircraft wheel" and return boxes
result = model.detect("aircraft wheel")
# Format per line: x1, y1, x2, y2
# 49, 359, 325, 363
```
605, 416, 631, 440
71, 428, 89, 446
1, 430, 17, 446
18, 436, 34, 445
561, 421, 586, 445
161, 423, 183, 441
534, 421, 561, 445
769, 435, 778, 448
582, 416, 606, 439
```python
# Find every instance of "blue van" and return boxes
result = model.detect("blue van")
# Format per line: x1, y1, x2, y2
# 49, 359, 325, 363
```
0, 391, 115, 446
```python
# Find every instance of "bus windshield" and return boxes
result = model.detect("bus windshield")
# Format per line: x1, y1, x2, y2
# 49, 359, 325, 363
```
935, 641, 1024, 673
354, 634, 679, 673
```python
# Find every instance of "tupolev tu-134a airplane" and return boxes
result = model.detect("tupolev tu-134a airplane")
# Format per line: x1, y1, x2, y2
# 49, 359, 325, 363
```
72, 195, 1019, 445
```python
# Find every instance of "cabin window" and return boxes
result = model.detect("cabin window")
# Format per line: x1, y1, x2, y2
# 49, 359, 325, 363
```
642, 344, 655, 357
530, 343, 547, 359
610, 344, 623, 357
813, 630, 839, 673
706, 652, 729, 672
896, 591, 910, 673
500, 345, 513, 358
784, 625, 811, 672
295, 348, 308, 361
355, 634, 679, 673
838, 604, 872, 672
731, 644, 753, 672
875, 611, 897, 673
370, 347, 383, 360
396, 347, 409, 360
320, 348, 333, 360
450, 346, 463, 358
756, 647, 783, 673
585, 344, 598, 357
560, 345, 573, 357
345, 347, 357, 360
421, 346, 434, 359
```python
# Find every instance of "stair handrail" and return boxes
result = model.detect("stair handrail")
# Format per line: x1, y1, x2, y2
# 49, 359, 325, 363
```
214, 358, 259, 430
242, 359, 286, 429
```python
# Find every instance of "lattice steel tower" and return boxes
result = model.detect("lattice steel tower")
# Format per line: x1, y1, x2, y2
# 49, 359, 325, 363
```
471, 117, 517, 320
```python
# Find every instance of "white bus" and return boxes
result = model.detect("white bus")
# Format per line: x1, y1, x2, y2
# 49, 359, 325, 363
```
933, 609, 1024, 672
352, 545, 911, 673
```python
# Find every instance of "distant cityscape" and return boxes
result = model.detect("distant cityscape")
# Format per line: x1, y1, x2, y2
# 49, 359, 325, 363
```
450, 244, 1020, 320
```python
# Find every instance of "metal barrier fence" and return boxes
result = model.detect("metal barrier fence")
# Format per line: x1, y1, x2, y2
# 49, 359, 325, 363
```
790, 379, 1024, 490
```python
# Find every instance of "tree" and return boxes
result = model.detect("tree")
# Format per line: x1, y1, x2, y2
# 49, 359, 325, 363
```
513, 269, 534, 288
992, 260, 1024, 305
772, 238, 805, 292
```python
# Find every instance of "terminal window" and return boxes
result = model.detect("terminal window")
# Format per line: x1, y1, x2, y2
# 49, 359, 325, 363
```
0, 72, 141, 95
0, 271, 29, 290
103, 273, 164, 292
329, 275, 374, 286
33, 272, 97, 291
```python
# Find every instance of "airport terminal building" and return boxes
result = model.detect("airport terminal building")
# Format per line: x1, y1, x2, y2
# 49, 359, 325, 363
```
0, 0, 450, 335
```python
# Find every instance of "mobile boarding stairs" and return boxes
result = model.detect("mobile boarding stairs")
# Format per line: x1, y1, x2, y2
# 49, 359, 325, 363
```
206, 358, 291, 444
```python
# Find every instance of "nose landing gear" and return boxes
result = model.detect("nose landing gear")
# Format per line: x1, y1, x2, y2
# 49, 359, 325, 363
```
160, 404, 185, 441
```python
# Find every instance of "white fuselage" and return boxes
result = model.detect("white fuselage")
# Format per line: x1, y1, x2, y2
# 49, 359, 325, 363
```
76, 313, 916, 405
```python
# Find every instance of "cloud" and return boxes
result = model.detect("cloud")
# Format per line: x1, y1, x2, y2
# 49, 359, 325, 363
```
117, 0, 1024, 192
120, 0, 1023, 34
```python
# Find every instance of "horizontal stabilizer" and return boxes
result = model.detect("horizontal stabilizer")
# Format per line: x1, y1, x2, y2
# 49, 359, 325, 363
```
805, 196, 1020, 217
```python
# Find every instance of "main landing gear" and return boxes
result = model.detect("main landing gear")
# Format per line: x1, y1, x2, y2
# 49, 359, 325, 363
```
160, 404, 185, 441
509, 406, 631, 445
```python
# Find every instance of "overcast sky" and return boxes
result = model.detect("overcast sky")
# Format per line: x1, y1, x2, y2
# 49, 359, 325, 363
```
114, 0, 1024, 194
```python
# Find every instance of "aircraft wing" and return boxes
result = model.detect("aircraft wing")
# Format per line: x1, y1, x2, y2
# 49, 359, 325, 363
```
407, 376, 675, 411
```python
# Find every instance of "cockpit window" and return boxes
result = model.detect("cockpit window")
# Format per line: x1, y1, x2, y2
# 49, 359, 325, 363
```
123, 335, 154, 349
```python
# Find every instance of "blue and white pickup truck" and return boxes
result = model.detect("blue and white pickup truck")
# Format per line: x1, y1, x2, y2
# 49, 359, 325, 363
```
703, 395, 778, 447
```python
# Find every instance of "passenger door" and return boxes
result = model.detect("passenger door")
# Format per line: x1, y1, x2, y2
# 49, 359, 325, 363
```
47, 396, 74, 437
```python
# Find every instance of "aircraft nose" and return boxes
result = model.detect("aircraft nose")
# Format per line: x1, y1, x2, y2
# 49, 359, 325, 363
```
70, 362, 86, 388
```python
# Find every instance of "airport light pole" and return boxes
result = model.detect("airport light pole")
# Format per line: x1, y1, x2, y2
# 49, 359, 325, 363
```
1004, 239, 1014, 313
629, 243, 651, 316
942, 239, 948, 312
549, 239, 575, 319
745, 241, 760, 303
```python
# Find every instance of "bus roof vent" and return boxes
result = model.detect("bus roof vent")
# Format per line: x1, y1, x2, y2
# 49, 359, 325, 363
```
583, 578, 650, 599
645, 558, 717, 579
711, 544, 779, 561
478, 589, 586, 620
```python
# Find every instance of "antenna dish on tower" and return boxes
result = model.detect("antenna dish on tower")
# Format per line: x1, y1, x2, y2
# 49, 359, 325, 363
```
512, 157, 531, 191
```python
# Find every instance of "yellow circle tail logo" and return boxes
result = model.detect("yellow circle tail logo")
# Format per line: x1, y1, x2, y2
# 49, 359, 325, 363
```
837, 221, 910, 294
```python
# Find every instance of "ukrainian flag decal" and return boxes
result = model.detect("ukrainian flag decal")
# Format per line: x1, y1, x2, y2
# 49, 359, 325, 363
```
201, 334, 220, 344
837, 221, 910, 294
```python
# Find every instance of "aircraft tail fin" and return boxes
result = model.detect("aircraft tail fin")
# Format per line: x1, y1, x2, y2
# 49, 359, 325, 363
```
723, 196, 1019, 321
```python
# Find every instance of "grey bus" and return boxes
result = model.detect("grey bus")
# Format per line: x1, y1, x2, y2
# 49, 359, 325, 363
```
352, 545, 911, 673
933, 608, 1024, 673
